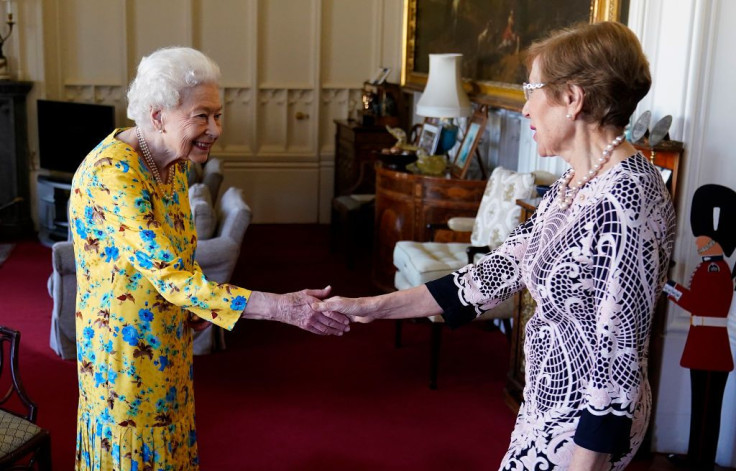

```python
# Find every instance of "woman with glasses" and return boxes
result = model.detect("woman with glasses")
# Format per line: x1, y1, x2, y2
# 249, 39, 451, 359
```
316, 21, 675, 470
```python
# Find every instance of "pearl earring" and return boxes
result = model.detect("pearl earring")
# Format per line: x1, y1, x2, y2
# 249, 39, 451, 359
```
566, 114, 573, 120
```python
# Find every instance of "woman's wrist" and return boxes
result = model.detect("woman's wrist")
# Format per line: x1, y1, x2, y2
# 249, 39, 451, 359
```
240, 291, 277, 321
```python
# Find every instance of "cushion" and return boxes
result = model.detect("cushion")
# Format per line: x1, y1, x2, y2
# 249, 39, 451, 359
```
202, 158, 223, 201
447, 217, 475, 232
189, 183, 216, 240
0, 409, 42, 458
470, 167, 535, 248
216, 187, 251, 242
218, 186, 248, 215
393, 241, 468, 287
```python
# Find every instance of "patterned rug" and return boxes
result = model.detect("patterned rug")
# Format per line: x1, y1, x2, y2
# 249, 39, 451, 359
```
0, 243, 13, 267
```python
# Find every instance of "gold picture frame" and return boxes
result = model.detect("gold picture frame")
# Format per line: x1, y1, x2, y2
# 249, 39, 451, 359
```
402, 0, 628, 111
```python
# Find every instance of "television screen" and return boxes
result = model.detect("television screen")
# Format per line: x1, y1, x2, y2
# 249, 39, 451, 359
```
37, 100, 116, 176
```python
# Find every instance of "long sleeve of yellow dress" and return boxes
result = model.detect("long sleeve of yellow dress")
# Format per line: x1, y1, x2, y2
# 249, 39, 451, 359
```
69, 129, 250, 471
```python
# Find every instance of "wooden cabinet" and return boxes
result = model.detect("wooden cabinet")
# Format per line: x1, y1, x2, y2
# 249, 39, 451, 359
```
371, 165, 486, 292
333, 120, 396, 197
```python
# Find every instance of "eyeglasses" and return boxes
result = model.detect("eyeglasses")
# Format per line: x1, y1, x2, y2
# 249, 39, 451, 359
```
522, 82, 546, 101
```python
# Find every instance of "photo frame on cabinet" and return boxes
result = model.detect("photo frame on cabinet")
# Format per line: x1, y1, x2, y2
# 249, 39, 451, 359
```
402, 0, 629, 111
452, 106, 488, 179
417, 122, 441, 155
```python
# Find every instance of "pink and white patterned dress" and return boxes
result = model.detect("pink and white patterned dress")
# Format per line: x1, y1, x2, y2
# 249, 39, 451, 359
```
427, 153, 676, 470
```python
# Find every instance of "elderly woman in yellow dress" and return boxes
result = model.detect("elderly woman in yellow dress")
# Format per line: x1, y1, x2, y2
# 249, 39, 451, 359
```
316, 22, 675, 470
68, 47, 349, 470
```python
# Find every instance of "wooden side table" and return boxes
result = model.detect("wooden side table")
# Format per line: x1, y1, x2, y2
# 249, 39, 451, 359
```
371, 165, 486, 293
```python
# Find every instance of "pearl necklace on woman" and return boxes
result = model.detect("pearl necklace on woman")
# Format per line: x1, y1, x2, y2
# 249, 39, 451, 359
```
557, 133, 625, 210
136, 126, 173, 186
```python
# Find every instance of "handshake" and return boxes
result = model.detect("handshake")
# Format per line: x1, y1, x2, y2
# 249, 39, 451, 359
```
221, 285, 378, 336
267, 284, 443, 336
192, 284, 441, 335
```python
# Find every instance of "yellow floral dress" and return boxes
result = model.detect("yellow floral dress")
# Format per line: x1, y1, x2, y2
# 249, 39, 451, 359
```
69, 129, 250, 471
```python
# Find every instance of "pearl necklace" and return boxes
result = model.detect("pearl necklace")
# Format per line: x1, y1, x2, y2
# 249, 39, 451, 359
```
557, 133, 625, 210
136, 126, 173, 186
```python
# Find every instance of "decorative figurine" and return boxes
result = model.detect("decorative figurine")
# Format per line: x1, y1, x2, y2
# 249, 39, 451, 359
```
663, 184, 736, 470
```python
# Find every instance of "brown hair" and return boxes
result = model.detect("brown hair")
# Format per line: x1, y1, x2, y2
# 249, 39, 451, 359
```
526, 21, 651, 128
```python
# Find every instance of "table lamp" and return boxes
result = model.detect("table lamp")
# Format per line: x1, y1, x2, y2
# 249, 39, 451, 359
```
416, 53, 471, 154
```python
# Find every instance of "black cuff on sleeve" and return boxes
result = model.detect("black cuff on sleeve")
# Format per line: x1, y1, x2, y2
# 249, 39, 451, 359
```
425, 276, 478, 329
574, 409, 632, 454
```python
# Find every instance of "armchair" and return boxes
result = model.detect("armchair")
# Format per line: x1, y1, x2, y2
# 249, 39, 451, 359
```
0, 326, 52, 470
392, 166, 537, 389
48, 186, 252, 359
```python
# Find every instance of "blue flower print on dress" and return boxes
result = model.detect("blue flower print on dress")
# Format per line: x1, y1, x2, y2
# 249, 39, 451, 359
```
141, 230, 156, 242
134, 197, 150, 213
103, 245, 119, 262
231, 296, 247, 311
156, 355, 169, 372
116, 160, 130, 173
139, 308, 154, 322
75, 219, 88, 239
134, 251, 154, 269
122, 325, 139, 346
166, 386, 177, 403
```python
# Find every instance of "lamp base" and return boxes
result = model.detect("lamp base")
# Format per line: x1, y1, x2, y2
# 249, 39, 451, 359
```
437, 123, 459, 155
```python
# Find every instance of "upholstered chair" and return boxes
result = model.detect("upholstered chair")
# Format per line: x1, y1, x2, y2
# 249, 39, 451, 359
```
0, 326, 52, 470
48, 186, 252, 359
392, 166, 537, 388
188, 157, 224, 202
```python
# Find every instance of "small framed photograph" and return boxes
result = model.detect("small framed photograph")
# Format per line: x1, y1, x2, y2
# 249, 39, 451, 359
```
370, 67, 391, 85
452, 105, 488, 178
417, 123, 441, 156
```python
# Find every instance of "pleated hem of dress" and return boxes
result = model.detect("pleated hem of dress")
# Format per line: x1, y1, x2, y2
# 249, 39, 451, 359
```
75, 408, 199, 471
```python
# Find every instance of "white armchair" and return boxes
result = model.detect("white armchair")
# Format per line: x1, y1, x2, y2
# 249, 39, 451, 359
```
392, 166, 538, 388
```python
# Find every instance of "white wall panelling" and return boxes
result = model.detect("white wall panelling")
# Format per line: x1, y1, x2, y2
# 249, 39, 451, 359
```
221, 87, 253, 155
27, 0, 403, 223
221, 162, 320, 224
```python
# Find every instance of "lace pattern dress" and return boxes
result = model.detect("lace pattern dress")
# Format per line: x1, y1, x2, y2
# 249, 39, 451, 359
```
69, 129, 251, 470
427, 153, 675, 470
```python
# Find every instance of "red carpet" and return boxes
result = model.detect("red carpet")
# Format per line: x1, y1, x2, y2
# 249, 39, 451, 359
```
1, 226, 518, 470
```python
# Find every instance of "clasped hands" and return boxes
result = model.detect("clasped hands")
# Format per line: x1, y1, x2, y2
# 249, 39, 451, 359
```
193, 285, 411, 335
273, 287, 381, 335
245, 286, 386, 336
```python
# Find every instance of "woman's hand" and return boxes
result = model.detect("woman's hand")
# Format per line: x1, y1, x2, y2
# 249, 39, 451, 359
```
312, 296, 381, 323
242, 286, 351, 336
312, 285, 443, 323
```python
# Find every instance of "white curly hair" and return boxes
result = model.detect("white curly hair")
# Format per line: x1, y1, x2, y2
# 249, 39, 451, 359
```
126, 46, 221, 130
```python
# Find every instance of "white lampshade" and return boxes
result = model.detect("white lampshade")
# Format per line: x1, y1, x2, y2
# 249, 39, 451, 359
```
416, 53, 471, 118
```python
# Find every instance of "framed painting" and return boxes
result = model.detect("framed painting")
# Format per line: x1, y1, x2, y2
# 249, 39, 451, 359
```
452, 105, 488, 178
402, 0, 629, 111
417, 122, 441, 155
